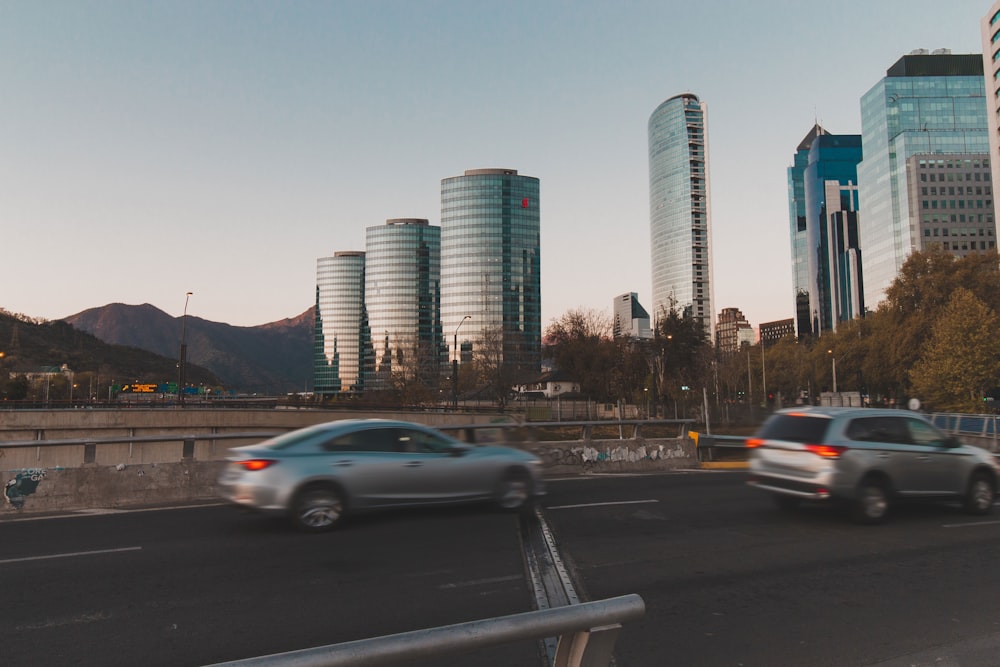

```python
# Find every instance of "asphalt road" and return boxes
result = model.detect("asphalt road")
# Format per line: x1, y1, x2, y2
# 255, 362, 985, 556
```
3, 471, 1000, 666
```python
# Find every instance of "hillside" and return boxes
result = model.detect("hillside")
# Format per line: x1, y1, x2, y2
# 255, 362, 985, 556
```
0, 309, 220, 388
63, 304, 314, 393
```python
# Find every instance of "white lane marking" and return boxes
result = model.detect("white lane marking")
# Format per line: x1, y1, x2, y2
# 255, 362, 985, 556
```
0, 502, 225, 523
438, 574, 523, 589
943, 519, 1000, 529
547, 499, 660, 510
0, 546, 142, 565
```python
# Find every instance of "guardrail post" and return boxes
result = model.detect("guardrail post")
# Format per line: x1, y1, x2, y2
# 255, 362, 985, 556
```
182, 437, 195, 460
84, 442, 97, 464
553, 624, 623, 667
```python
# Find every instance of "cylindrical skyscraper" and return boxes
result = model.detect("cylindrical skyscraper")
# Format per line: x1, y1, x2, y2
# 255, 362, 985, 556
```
314, 251, 372, 394
440, 169, 541, 379
365, 219, 443, 391
648, 93, 715, 337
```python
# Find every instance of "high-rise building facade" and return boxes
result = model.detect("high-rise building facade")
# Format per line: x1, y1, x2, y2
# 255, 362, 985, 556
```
440, 169, 541, 377
648, 93, 714, 338
982, 3, 1000, 208
715, 307, 753, 355
314, 251, 372, 394
858, 50, 990, 309
788, 127, 864, 335
365, 219, 443, 391
788, 125, 828, 338
612, 292, 652, 340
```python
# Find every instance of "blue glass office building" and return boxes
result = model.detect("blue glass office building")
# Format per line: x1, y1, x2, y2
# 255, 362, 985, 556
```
440, 169, 541, 376
788, 127, 863, 335
314, 251, 373, 395
648, 93, 714, 336
365, 219, 443, 391
858, 52, 989, 308
788, 125, 827, 337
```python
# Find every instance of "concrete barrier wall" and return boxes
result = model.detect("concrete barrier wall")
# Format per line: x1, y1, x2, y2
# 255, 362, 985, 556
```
0, 409, 698, 514
4, 438, 696, 514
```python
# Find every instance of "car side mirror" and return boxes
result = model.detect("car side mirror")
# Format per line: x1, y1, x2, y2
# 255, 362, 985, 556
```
448, 445, 468, 457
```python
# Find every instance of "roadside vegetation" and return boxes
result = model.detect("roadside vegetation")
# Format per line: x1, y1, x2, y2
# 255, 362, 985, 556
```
542, 248, 1000, 416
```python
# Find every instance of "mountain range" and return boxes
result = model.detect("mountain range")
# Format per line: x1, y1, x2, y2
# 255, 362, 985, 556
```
63, 303, 314, 393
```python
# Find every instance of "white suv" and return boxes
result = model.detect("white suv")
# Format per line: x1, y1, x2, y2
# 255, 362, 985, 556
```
747, 407, 1000, 524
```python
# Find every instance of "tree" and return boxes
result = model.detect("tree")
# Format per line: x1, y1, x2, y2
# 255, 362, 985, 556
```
473, 326, 522, 408
544, 309, 618, 401
650, 299, 711, 418
909, 288, 1000, 413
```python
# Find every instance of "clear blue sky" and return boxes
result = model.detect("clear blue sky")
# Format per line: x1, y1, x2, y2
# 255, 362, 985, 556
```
1, 0, 988, 328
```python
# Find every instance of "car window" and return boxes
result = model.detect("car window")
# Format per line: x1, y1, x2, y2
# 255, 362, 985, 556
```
320, 428, 403, 453
756, 414, 830, 443
846, 416, 909, 444
905, 418, 948, 446
398, 429, 456, 454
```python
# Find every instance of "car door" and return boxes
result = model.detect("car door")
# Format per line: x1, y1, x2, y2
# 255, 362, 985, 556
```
391, 427, 488, 501
847, 416, 932, 495
902, 417, 967, 495
317, 427, 411, 506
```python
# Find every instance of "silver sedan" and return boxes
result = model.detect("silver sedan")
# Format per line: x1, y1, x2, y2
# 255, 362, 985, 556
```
217, 419, 545, 532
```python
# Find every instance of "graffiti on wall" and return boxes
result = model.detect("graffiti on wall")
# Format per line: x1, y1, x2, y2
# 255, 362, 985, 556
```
532, 442, 691, 469
3, 469, 47, 510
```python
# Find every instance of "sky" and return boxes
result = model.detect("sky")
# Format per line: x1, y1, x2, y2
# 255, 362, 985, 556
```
0, 0, 990, 329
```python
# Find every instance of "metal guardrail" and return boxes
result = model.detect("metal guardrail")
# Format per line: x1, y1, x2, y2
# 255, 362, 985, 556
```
205, 594, 645, 667
0, 420, 695, 467
690, 432, 748, 464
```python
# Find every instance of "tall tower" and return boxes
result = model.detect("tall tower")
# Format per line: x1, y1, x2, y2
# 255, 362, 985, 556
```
858, 50, 991, 309
788, 125, 827, 338
365, 219, 443, 391
648, 93, 714, 337
440, 169, 541, 377
314, 251, 372, 395
982, 4, 1000, 220
788, 127, 864, 335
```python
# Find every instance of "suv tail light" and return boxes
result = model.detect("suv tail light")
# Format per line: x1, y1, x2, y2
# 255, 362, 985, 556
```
804, 444, 847, 459
237, 459, 277, 471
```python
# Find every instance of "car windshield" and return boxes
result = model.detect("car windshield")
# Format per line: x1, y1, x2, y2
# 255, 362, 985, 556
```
756, 414, 831, 443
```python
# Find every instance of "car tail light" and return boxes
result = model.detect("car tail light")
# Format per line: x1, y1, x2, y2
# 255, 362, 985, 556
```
746, 438, 763, 449
237, 459, 277, 471
804, 444, 847, 459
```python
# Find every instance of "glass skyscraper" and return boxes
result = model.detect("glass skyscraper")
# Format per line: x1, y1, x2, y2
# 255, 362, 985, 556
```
858, 51, 989, 309
788, 127, 863, 336
365, 219, 443, 391
440, 169, 541, 377
314, 251, 372, 394
788, 125, 827, 338
982, 4, 1000, 231
648, 93, 714, 337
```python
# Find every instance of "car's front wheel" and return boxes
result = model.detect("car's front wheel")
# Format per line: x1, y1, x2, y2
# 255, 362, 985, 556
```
852, 478, 890, 525
963, 472, 995, 516
496, 470, 532, 511
291, 485, 347, 532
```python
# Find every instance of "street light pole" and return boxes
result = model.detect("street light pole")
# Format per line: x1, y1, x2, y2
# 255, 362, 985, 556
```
452, 315, 470, 410
178, 291, 193, 407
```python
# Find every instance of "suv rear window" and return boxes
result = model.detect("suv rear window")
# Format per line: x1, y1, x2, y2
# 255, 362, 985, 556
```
755, 414, 832, 443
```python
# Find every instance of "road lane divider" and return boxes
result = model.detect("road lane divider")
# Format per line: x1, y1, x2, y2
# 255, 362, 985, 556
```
0, 546, 142, 565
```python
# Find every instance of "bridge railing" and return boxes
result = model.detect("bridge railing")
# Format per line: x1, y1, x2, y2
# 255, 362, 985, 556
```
206, 593, 646, 667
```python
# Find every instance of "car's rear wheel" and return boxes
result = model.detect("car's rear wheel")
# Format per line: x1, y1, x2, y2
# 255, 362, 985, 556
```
963, 472, 995, 515
291, 486, 346, 532
772, 494, 801, 511
496, 469, 532, 511
852, 477, 890, 525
